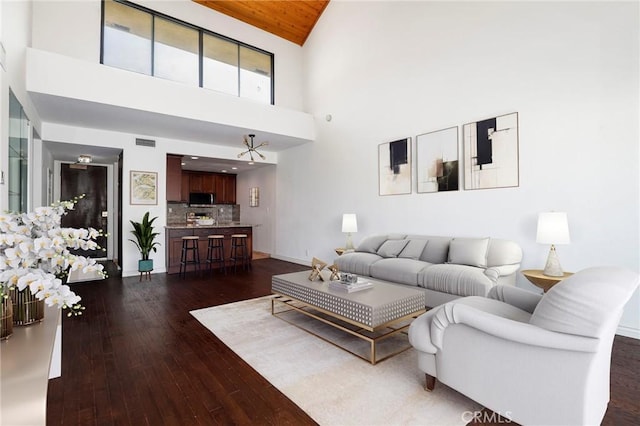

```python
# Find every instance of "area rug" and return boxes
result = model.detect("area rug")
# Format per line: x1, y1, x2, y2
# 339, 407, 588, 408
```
190, 296, 481, 426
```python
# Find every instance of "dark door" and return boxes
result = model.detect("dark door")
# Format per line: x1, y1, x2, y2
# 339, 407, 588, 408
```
60, 163, 108, 259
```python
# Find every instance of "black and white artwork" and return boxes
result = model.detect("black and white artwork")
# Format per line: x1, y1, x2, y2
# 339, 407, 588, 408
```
379, 138, 411, 195
416, 127, 459, 193
463, 112, 519, 190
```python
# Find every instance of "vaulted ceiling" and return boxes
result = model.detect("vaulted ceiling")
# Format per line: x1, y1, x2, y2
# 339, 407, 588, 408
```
193, 0, 330, 46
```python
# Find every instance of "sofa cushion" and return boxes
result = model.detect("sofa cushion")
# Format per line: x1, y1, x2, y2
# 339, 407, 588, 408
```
486, 239, 523, 267
334, 252, 382, 276
418, 236, 451, 264
355, 235, 388, 254
377, 239, 409, 258
448, 237, 489, 267
370, 258, 430, 286
418, 264, 493, 297
399, 239, 428, 260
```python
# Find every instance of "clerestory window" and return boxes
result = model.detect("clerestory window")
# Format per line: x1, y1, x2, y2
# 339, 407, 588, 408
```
101, 0, 274, 105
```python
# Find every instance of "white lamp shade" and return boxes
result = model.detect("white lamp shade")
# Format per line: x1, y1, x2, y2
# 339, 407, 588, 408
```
536, 212, 570, 244
341, 214, 358, 233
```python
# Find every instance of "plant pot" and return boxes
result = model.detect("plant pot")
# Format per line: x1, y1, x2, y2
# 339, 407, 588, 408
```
138, 259, 154, 272
10, 287, 45, 325
1, 296, 13, 340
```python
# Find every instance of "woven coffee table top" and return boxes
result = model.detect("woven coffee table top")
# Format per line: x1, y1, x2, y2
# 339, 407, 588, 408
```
272, 271, 426, 329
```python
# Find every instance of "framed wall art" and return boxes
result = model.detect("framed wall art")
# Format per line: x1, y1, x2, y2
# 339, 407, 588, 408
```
463, 112, 519, 190
416, 126, 459, 193
130, 170, 158, 205
378, 137, 411, 195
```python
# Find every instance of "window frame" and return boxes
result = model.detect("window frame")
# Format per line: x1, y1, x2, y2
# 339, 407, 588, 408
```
100, 0, 275, 105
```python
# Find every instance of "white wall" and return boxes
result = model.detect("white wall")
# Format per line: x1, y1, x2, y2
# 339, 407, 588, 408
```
273, 1, 639, 335
237, 165, 277, 254
31, 0, 304, 110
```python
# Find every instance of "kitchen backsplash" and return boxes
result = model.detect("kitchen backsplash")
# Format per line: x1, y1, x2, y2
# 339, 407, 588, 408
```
167, 203, 240, 225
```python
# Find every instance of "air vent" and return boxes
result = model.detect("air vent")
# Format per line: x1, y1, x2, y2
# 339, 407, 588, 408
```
135, 138, 156, 147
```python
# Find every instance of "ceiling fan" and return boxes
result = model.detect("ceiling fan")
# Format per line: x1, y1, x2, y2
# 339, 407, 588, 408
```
238, 134, 268, 161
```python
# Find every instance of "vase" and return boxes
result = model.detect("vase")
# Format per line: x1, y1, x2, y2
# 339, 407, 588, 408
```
10, 287, 45, 325
1, 296, 13, 340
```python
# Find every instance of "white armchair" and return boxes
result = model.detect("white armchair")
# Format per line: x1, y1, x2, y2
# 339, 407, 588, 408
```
408, 266, 639, 426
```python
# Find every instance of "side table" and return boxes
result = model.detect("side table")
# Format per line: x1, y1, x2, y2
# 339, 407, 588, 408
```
522, 269, 573, 293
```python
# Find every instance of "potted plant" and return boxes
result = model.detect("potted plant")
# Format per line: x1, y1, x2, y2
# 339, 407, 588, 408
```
129, 212, 160, 273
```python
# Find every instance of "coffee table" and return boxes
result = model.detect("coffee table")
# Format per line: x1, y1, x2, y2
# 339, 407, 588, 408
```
271, 271, 426, 364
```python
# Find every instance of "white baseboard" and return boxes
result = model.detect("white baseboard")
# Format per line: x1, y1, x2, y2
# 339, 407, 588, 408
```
270, 254, 309, 267
616, 325, 640, 339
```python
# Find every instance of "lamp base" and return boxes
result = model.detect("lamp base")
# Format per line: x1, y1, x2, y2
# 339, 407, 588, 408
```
543, 245, 564, 277
345, 233, 354, 250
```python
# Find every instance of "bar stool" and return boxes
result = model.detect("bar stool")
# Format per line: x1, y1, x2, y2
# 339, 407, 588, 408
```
206, 235, 226, 274
179, 236, 200, 277
230, 234, 251, 272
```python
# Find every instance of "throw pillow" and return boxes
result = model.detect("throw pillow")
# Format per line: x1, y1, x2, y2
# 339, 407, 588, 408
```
377, 239, 409, 258
399, 239, 428, 260
448, 237, 490, 267
355, 235, 388, 253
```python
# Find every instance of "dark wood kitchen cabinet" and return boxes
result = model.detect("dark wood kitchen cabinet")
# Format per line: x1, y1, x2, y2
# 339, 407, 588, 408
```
214, 174, 237, 204
186, 172, 216, 195
166, 155, 183, 202
173, 169, 236, 204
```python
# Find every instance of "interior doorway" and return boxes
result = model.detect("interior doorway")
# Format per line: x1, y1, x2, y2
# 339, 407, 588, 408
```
60, 163, 108, 259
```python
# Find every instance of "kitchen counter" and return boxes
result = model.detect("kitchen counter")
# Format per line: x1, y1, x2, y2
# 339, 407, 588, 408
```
165, 225, 253, 274
165, 223, 254, 229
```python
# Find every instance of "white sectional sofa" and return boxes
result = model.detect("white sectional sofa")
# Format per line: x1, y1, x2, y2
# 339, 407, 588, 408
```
333, 234, 523, 308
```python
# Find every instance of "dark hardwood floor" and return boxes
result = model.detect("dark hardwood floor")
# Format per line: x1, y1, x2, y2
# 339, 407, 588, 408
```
47, 259, 640, 425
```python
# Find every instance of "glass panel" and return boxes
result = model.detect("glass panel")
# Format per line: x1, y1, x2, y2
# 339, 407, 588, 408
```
203, 34, 239, 96
103, 0, 152, 75
8, 90, 29, 213
154, 17, 199, 86
239, 46, 272, 104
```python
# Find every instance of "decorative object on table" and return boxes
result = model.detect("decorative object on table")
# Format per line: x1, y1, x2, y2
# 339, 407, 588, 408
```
0, 196, 105, 335
522, 269, 574, 293
238, 134, 268, 161
249, 187, 259, 207
339, 272, 359, 284
379, 137, 411, 195
328, 264, 340, 281
536, 211, 570, 277
129, 212, 160, 279
416, 126, 459, 193
341, 213, 358, 250
130, 170, 158, 205
463, 112, 519, 190
328, 279, 373, 293
308, 257, 327, 281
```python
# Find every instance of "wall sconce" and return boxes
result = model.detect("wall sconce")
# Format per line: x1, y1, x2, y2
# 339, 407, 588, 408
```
341, 213, 358, 250
536, 212, 571, 276
249, 187, 259, 207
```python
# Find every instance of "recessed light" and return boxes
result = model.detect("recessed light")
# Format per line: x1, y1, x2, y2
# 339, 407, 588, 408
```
248, 162, 254, 165
191, 156, 199, 160
231, 167, 238, 170
221, 169, 227, 173
181, 162, 185, 166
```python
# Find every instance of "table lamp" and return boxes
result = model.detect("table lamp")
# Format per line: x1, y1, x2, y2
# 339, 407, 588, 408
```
342, 214, 358, 250
536, 212, 570, 277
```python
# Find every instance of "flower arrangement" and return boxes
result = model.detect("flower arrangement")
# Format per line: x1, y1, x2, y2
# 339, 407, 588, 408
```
0, 195, 105, 317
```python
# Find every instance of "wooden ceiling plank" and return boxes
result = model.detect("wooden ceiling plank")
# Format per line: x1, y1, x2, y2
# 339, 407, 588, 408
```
193, 0, 329, 46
